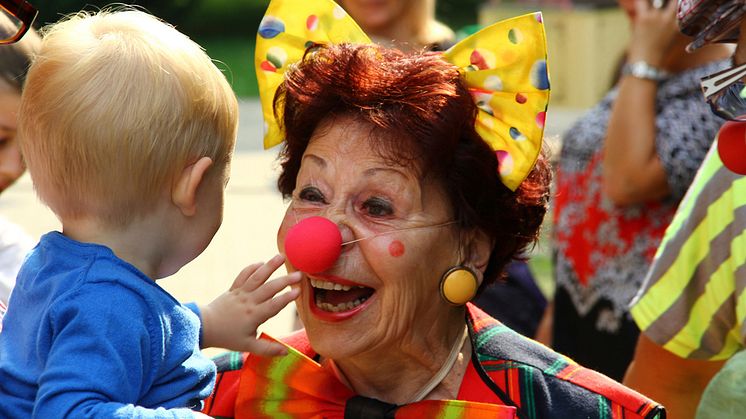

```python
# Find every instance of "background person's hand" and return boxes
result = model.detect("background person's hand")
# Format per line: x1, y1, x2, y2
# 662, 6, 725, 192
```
199, 254, 301, 355
627, 0, 680, 66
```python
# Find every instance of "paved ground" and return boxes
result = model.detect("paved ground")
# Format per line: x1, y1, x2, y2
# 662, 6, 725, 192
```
0, 99, 584, 350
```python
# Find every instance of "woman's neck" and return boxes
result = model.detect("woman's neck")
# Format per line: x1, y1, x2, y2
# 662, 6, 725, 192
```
324, 312, 469, 404
368, 10, 427, 52
370, 25, 422, 52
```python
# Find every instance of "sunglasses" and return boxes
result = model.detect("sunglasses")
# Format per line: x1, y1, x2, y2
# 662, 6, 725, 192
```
0, 0, 38, 44
701, 61, 746, 121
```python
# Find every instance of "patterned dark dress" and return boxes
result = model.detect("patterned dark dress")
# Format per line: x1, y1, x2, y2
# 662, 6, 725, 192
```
552, 60, 728, 380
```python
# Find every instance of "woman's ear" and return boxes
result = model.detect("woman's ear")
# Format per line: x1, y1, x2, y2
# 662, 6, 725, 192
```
464, 229, 493, 286
172, 157, 213, 217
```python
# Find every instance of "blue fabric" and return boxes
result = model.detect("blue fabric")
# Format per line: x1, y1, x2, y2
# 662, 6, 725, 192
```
0, 232, 216, 418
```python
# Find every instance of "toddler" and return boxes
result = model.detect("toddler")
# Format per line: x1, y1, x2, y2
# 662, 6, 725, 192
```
0, 9, 299, 418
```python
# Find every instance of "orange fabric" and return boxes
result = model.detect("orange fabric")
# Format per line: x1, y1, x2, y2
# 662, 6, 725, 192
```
234, 334, 517, 419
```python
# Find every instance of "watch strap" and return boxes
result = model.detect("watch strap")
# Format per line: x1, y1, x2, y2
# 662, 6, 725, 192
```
622, 61, 671, 82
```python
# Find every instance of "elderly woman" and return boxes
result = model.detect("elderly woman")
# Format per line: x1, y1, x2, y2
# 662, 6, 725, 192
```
203, 0, 665, 417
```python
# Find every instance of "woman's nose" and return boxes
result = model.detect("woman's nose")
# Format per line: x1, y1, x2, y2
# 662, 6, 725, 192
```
316, 204, 356, 248
284, 216, 342, 273
337, 221, 356, 253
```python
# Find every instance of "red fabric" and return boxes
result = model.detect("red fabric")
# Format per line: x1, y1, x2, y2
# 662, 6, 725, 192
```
202, 356, 246, 418
557, 365, 660, 419
457, 359, 503, 405
553, 154, 672, 285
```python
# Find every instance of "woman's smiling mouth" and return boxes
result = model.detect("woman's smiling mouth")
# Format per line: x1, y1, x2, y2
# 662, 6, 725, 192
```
308, 276, 375, 320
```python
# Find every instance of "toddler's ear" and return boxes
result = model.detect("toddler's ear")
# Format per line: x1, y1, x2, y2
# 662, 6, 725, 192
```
172, 157, 213, 217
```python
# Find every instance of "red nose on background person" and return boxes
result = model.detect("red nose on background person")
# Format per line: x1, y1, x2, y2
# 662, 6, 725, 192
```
284, 216, 343, 273
718, 121, 746, 175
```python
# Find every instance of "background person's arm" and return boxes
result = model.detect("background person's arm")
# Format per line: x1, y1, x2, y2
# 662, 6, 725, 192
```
603, 0, 680, 206
623, 334, 724, 419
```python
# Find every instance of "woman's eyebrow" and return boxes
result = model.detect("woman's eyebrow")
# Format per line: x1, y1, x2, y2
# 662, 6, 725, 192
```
363, 167, 409, 181
301, 154, 326, 168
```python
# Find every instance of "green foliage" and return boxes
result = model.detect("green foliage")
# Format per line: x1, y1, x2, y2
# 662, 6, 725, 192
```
179, 0, 269, 38
198, 36, 258, 97
437, 0, 483, 32
33, 0, 199, 28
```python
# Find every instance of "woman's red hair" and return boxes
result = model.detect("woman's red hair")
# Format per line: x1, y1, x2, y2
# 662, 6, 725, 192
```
276, 43, 551, 289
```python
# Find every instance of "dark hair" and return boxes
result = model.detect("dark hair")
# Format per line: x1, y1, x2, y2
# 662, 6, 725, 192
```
0, 13, 40, 92
276, 43, 551, 290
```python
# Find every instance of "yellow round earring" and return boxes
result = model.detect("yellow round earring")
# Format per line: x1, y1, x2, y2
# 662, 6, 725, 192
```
439, 266, 478, 306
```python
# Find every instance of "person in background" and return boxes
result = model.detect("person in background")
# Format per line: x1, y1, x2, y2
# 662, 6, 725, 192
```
543, 0, 732, 381
0, 11, 39, 328
338, 0, 454, 51
624, 12, 746, 419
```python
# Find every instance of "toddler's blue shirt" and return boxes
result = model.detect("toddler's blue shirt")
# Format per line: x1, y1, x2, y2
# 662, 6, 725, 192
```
0, 232, 216, 418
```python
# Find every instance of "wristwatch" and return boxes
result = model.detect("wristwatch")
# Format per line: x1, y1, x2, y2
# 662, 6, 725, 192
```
621, 61, 671, 82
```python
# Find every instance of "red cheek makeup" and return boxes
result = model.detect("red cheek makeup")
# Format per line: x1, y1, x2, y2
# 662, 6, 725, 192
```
388, 240, 405, 257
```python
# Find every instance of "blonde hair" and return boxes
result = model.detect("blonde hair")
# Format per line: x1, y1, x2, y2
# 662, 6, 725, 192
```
18, 9, 238, 226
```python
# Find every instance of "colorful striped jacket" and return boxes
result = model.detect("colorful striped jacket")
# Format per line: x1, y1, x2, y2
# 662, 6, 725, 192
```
203, 304, 664, 418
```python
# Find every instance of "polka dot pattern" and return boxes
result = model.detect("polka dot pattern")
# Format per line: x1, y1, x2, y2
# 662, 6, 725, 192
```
256, 0, 550, 191
258, 16, 285, 39
443, 11, 550, 190
496, 150, 514, 176
508, 28, 523, 44
536, 111, 546, 129
531, 60, 550, 90
306, 15, 319, 31
484, 75, 503, 91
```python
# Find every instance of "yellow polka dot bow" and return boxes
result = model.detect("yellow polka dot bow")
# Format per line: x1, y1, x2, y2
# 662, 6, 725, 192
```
255, 0, 550, 191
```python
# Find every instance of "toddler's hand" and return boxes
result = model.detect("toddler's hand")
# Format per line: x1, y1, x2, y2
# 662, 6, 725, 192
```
200, 254, 301, 355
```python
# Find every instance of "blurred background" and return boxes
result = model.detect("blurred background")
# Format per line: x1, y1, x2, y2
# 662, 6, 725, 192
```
6, 0, 630, 342
31, 0, 629, 101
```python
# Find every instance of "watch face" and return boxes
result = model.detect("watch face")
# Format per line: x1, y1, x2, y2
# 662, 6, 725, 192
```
625, 61, 669, 81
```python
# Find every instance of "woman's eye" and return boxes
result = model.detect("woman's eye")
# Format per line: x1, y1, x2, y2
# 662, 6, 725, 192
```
362, 197, 393, 217
298, 187, 326, 203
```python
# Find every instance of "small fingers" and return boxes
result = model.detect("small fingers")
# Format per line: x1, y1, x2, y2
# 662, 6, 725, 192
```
252, 272, 302, 302
230, 263, 263, 290
239, 254, 287, 291
265, 287, 301, 316
246, 287, 301, 328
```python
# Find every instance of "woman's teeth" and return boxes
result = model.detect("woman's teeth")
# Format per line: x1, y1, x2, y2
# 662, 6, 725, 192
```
310, 278, 370, 312
315, 298, 367, 312
310, 279, 354, 291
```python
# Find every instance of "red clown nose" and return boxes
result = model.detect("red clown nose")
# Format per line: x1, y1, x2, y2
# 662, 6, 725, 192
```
717, 121, 746, 175
284, 216, 342, 273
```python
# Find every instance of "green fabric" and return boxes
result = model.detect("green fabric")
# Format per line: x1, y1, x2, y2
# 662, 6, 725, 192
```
696, 350, 746, 418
